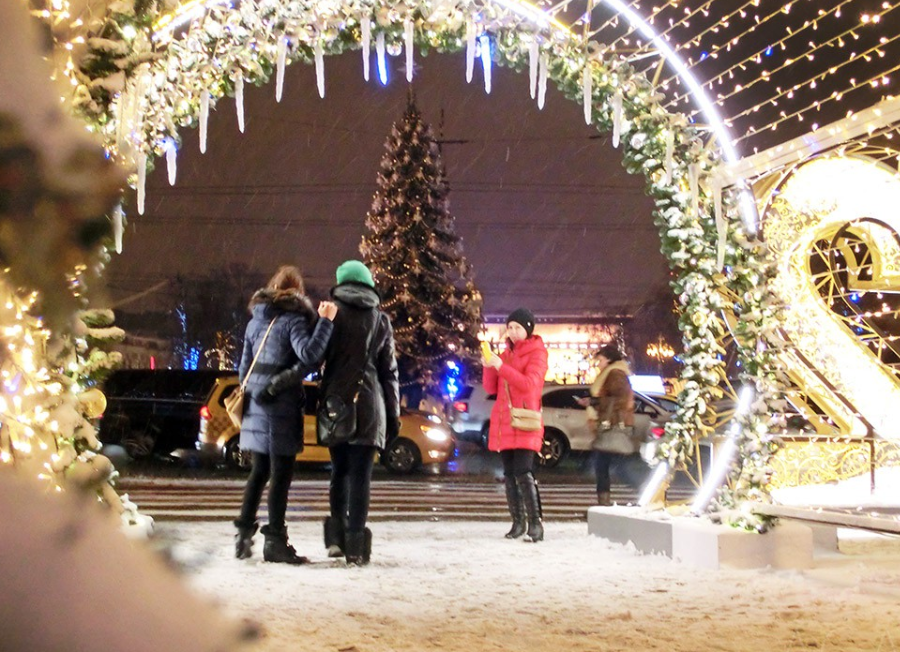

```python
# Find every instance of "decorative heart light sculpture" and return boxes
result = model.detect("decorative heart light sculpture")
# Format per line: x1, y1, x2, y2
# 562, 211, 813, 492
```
763, 155, 900, 441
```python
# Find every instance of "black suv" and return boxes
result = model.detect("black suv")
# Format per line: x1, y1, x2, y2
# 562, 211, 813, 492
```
98, 369, 234, 458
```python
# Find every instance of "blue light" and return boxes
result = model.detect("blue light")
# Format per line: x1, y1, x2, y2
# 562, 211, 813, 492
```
765, 45, 773, 56
699, 51, 709, 61
443, 358, 464, 400
184, 346, 200, 371
850, 292, 860, 303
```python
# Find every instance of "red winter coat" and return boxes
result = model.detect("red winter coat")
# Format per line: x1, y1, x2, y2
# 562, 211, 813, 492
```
482, 335, 549, 452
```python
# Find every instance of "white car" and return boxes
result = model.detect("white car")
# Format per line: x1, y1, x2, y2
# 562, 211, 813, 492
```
446, 385, 496, 448
539, 385, 667, 468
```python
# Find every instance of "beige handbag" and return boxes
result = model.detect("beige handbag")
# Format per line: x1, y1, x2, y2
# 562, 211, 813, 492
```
226, 317, 277, 429
504, 381, 542, 432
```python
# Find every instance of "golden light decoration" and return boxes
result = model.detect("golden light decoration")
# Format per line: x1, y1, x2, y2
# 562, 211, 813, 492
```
77, 387, 107, 420
646, 336, 675, 362
761, 154, 900, 441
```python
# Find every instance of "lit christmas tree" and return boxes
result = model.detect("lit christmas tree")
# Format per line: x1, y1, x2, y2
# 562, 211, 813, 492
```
361, 93, 484, 392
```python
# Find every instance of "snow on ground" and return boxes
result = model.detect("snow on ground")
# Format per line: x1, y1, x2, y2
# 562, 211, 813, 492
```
159, 519, 900, 652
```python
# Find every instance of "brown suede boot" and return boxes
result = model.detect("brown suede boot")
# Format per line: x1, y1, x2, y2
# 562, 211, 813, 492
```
597, 491, 612, 506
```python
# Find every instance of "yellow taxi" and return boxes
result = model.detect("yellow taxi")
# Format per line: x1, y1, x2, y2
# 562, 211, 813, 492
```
197, 376, 454, 474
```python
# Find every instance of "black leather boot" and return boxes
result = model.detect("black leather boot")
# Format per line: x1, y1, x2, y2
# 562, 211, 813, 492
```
345, 528, 372, 566
504, 476, 527, 539
260, 524, 309, 564
324, 516, 345, 558
233, 520, 258, 560
517, 474, 544, 543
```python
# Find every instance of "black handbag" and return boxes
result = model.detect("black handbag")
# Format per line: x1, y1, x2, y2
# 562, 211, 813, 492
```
316, 314, 379, 447
317, 394, 357, 446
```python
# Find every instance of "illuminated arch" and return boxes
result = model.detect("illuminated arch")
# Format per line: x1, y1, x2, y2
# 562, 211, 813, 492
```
47, 0, 781, 521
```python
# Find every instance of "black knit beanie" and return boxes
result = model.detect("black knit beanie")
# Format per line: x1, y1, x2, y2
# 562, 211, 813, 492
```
506, 308, 536, 338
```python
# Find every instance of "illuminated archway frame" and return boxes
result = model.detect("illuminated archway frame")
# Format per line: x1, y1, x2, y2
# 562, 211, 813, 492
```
64, 0, 783, 519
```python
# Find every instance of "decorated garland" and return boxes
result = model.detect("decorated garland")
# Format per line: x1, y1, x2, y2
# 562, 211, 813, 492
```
39, 0, 784, 511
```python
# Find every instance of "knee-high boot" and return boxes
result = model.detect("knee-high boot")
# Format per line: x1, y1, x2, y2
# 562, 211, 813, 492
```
504, 476, 527, 539
517, 473, 544, 543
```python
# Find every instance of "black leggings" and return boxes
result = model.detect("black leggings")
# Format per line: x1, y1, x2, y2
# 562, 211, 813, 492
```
501, 449, 536, 480
329, 443, 377, 533
237, 452, 296, 531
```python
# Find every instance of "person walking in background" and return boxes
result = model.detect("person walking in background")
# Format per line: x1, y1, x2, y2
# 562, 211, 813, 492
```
233, 265, 337, 564
582, 344, 645, 506
482, 308, 549, 543
318, 260, 399, 566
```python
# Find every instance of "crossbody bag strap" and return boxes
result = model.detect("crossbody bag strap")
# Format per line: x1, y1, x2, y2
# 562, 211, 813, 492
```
241, 317, 278, 391
350, 311, 380, 401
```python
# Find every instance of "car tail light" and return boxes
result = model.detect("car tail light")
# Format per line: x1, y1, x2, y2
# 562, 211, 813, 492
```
200, 405, 211, 421
651, 426, 665, 439
452, 401, 468, 413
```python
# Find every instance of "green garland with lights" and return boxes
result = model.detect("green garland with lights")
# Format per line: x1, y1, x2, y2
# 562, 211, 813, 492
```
44, 0, 785, 513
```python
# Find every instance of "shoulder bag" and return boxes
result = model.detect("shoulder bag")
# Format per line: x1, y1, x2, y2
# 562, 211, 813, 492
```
225, 317, 277, 429
317, 313, 379, 446
504, 381, 543, 432
591, 422, 640, 455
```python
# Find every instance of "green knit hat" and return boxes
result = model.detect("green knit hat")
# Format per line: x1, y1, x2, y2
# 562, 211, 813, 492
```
335, 260, 375, 288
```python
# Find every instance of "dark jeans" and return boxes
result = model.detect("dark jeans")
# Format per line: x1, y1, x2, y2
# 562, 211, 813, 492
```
594, 451, 649, 493
500, 449, 536, 479
329, 442, 377, 533
237, 452, 296, 531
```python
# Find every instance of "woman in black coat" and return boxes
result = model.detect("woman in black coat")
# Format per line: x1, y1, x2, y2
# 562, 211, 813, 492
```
234, 265, 336, 564
318, 260, 399, 566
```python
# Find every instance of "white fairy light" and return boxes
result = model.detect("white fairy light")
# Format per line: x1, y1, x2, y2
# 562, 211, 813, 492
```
376, 32, 387, 85
479, 35, 492, 94
361, 16, 371, 81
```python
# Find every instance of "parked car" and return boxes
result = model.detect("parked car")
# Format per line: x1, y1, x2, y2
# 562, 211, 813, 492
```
197, 376, 455, 474
445, 385, 496, 448
98, 369, 234, 459
538, 384, 669, 468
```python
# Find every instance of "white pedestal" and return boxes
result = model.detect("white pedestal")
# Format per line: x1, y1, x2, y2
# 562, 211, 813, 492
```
587, 506, 814, 570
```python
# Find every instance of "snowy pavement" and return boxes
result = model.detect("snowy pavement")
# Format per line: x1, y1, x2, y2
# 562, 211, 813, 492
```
160, 519, 900, 652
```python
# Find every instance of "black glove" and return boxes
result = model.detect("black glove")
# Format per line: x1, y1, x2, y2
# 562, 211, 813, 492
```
256, 386, 278, 404
386, 417, 401, 440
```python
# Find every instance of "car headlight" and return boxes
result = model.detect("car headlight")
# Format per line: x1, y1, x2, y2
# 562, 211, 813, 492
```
427, 414, 443, 424
421, 427, 450, 443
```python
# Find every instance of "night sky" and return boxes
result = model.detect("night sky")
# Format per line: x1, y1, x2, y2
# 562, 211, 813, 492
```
106, 50, 667, 319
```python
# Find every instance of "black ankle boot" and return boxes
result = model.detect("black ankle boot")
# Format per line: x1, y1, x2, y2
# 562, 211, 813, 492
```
517, 474, 544, 543
503, 476, 526, 539
324, 516, 345, 558
260, 524, 309, 564
345, 528, 372, 566
233, 520, 258, 559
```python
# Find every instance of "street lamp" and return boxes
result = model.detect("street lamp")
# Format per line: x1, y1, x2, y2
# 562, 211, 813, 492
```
646, 336, 675, 376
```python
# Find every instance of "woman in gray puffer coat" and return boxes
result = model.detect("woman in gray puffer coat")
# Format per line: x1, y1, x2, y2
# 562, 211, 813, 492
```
234, 265, 337, 564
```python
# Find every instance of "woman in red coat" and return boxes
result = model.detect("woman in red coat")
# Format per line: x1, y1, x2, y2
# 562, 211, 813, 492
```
482, 308, 549, 542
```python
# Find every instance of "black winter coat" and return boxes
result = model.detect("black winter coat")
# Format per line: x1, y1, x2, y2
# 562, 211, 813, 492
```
238, 289, 333, 456
320, 282, 399, 450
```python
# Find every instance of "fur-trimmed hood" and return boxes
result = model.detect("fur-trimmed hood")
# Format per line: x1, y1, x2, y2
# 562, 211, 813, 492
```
248, 288, 316, 323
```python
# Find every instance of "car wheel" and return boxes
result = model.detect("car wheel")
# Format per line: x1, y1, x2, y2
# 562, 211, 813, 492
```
382, 437, 421, 474
479, 422, 490, 450
224, 437, 252, 471
538, 429, 569, 468
121, 428, 156, 459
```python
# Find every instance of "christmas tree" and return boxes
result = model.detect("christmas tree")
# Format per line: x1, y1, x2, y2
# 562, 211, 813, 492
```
361, 93, 484, 392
